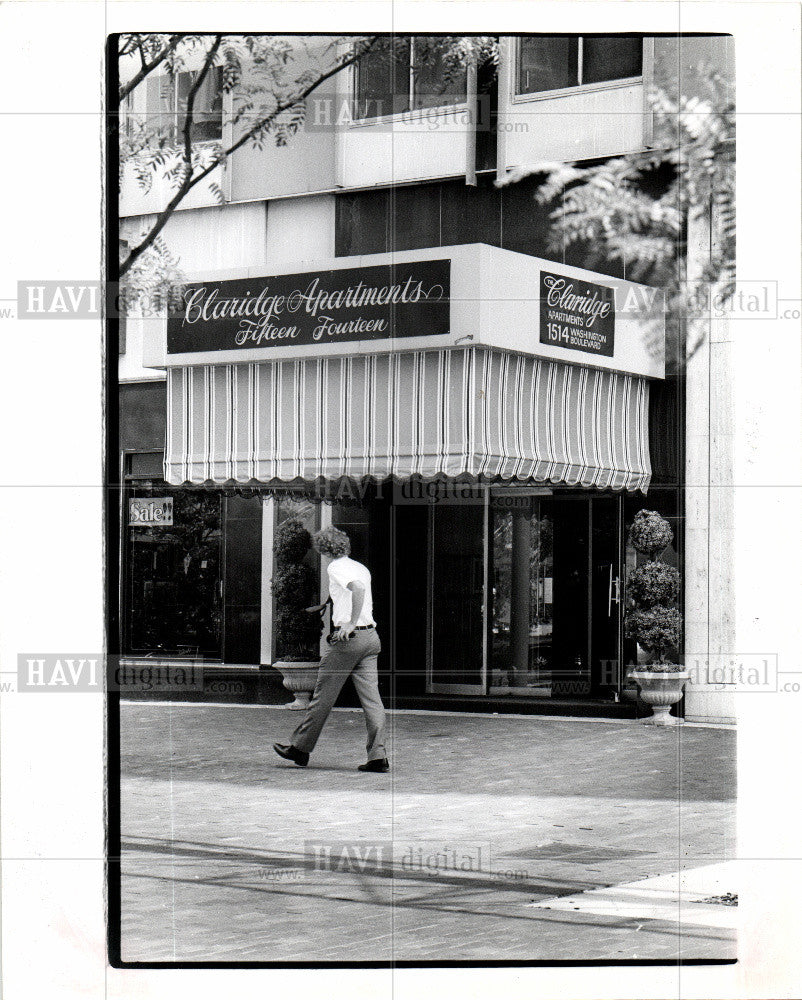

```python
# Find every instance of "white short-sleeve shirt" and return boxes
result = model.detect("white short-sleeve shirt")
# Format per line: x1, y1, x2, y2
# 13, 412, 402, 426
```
327, 556, 375, 627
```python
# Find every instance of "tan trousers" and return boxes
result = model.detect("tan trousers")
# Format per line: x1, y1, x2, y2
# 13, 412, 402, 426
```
291, 628, 386, 760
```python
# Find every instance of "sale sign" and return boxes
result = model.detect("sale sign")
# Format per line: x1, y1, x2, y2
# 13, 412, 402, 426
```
129, 497, 174, 527
539, 271, 616, 358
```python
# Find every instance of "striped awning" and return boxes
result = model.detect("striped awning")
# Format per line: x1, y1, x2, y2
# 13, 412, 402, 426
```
165, 347, 651, 492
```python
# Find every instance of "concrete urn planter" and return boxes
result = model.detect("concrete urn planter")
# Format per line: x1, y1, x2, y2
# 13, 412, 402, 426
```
274, 661, 320, 710
630, 669, 690, 726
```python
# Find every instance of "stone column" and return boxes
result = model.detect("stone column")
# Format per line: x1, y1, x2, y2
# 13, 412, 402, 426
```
683, 211, 736, 723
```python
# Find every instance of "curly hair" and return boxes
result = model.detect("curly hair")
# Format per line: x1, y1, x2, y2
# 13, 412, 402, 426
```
311, 525, 351, 558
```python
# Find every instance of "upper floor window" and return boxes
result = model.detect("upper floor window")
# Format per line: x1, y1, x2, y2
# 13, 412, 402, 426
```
121, 89, 136, 140
354, 37, 467, 120
517, 36, 643, 96
147, 66, 224, 144
176, 67, 224, 142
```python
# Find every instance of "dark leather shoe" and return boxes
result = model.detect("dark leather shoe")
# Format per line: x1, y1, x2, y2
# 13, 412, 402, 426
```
273, 743, 309, 767
358, 758, 389, 773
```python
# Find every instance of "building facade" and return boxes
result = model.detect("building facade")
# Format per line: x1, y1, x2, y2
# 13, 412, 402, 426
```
116, 33, 735, 722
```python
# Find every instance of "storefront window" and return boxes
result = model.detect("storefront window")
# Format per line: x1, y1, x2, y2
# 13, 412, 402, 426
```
331, 500, 371, 564
489, 494, 554, 695
297, 488, 628, 704
272, 494, 322, 662
125, 485, 223, 658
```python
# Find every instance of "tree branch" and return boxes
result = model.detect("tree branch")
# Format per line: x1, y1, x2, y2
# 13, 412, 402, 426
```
181, 36, 221, 172
119, 34, 186, 101
117, 35, 140, 58
120, 37, 377, 277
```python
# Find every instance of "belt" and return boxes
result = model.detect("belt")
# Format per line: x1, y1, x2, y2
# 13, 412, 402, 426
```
334, 624, 375, 631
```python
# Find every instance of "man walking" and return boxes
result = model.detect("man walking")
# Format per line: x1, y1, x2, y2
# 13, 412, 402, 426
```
274, 525, 389, 773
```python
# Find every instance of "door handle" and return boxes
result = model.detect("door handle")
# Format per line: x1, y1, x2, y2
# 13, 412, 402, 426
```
607, 565, 620, 616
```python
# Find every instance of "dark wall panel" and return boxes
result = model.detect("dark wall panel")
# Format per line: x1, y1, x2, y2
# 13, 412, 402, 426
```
119, 381, 166, 453
648, 373, 684, 487
391, 183, 441, 252
439, 177, 502, 249
334, 176, 635, 274
551, 494, 590, 689
499, 176, 553, 257
335, 189, 389, 257
222, 495, 263, 665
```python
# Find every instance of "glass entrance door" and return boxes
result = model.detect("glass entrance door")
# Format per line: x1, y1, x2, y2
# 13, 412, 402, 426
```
488, 491, 554, 695
488, 491, 624, 700
590, 495, 624, 698
421, 488, 624, 702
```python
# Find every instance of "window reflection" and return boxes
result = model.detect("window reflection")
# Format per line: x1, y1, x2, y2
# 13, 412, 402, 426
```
518, 37, 579, 94
354, 40, 411, 119
273, 495, 322, 662
517, 36, 642, 95
489, 494, 554, 696
276, 496, 319, 533
354, 37, 466, 119
412, 36, 467, 110
175, 66, 224, 143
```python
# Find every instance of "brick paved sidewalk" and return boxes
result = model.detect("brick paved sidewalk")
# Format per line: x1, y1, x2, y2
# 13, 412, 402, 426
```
119, 703, 736, 963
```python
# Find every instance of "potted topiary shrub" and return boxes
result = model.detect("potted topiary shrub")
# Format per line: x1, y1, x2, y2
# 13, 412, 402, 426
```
624, 510, 689, 725
271, 518, 323, 710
